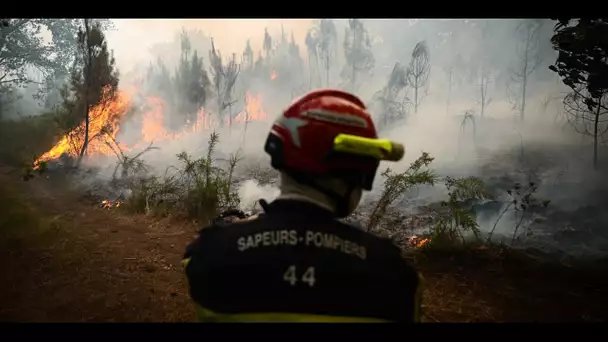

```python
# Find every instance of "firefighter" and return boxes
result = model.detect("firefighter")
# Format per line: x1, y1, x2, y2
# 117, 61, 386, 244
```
183, 89, 422, 322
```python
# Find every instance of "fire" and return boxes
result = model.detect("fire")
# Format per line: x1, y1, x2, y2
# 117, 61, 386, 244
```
270, 70, 277, 80
233, 92, 268, 124
100, 199, 122, 209
141, 96, 167, 143
194, 107, 214, 132
408, 235, 431, 248
35, 89, 131, 167
35, 85, 269, 167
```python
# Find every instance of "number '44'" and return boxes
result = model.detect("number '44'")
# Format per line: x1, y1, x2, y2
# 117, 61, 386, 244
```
283, 265, 316, 287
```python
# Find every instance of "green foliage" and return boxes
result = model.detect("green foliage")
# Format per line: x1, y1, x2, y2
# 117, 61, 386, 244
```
432, 177, 494, 245
71, 20, 119, 108
173, 31, 212, 129
62, 20, 119, 165
366, 152, 437, 231
0, 19, 113, 101
0, 19, 61, 89
125, 132, 241, 224
0, 113, 61, 166
549, 19, 608, 109
126, 174, 181, 217
549, 19, 608, 169
0, 181, 63, 247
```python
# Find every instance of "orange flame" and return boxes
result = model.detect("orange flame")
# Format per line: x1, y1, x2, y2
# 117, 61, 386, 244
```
100, 199, 122, 209
141, 96, 167, 143
35, 85, 270, 166
233, 92, 268, 124
35, 89, 131, 166
408, 235, 431, 248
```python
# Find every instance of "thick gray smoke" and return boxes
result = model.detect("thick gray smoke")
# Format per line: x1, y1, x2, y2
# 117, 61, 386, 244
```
66, 19, 608, 259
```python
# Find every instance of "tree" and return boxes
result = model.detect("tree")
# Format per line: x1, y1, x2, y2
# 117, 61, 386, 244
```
288, 32, 304, 72
476, 21, 495, 118
0, 19, 113, 111
406, 41, 431, 115
305, 21, 338, 89
341, 19, 375, 92
243, 39, 254, 70
549, 18, 608, 169
209, 38, 240, 128
442, 53, 465, 116
0, 20, 55, 90
174, 31, 211, 129
305, 30, 321, 89
263, 28, 272, 59
317, 19, 338, 87
68, 19, 119, 166
508, 20, 543, 122
372, 62, 409, 129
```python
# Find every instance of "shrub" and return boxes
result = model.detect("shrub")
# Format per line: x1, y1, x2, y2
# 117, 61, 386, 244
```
432, 176, 494, 246
124, 131, 242, 224
366, 152, 437, 232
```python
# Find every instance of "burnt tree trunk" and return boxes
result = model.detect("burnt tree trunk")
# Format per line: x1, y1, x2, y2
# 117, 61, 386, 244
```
77, 19, 92, 168
593, 102, 601, 170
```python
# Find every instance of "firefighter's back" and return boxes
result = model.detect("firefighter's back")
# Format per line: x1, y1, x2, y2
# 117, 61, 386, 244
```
184, 199, 421, 323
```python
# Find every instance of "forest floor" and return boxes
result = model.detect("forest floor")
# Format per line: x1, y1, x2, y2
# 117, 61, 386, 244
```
0, 166, 606, 322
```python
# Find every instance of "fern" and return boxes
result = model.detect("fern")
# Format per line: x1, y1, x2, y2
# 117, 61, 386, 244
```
366, 152, 437, 232
432, 176, 494, 245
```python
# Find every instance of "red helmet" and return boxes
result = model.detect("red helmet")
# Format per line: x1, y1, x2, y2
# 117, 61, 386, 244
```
264, 89, 380, 190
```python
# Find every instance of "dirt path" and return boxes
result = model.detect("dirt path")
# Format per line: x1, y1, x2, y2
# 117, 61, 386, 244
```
1, 169, 606, 322
0, 170, 196, 322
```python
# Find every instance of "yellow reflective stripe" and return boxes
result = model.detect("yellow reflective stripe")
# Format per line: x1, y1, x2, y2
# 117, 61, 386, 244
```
414, 272, 424, 323
194, 304, 391, 323
333, 134, 404, 161
182, 257, 191, 268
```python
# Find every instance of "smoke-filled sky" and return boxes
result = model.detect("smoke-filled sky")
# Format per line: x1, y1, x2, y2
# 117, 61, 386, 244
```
106, 19, 315, 73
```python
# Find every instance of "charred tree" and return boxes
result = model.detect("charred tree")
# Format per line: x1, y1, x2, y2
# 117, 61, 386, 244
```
305, 30, 320, 90
263, 28, 272, 59
314, 19, 338, 88
243, 39, 254, 70
406, 41, 430, 115
174, 30, 212, 130
341, 19, 375, 92
372, 62, 409, 129
209, 38, 240, 129
508, 20, 543, 122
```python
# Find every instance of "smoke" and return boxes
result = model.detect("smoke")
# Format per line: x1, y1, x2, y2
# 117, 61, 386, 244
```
105, 19, 315, 74
52, 19, 607, 258
238, 179, 280, 212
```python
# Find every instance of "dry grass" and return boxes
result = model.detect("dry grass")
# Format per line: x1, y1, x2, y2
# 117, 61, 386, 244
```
0, 169, 196, 322
1, 168, 606, 322
413, 245, 608, 322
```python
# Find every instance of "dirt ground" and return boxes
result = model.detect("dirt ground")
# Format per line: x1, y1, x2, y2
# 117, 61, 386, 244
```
0, 169, 606, 322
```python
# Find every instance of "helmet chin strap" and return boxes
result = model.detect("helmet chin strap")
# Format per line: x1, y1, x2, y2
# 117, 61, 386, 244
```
286, 171, 357, 218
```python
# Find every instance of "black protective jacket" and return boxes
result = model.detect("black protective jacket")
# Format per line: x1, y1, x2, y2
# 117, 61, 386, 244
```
183, 199, 422, 322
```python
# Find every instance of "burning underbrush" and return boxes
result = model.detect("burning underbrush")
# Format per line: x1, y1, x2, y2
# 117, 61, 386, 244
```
30, 84, 608, 260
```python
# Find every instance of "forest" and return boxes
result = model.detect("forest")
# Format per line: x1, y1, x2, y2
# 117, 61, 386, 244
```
0, 18, 607, 322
